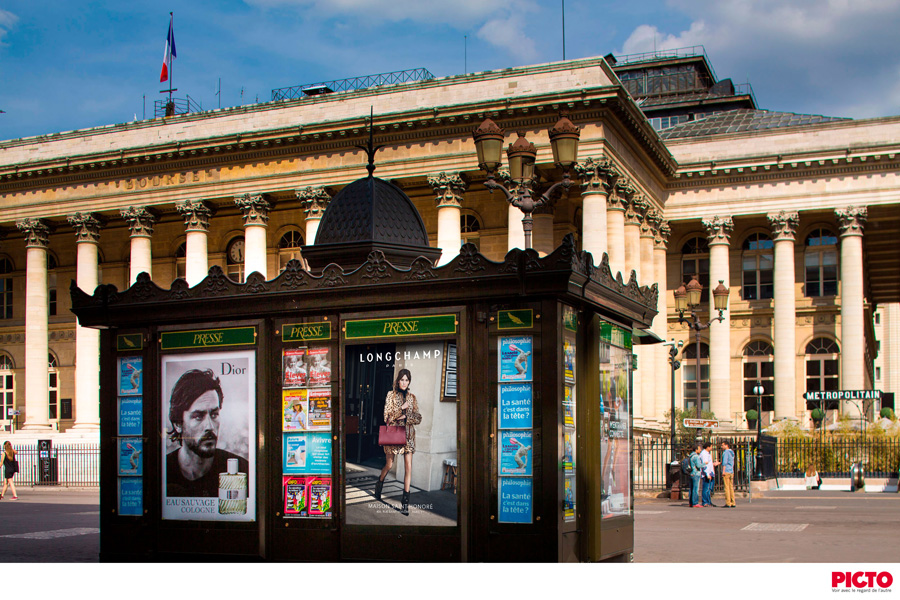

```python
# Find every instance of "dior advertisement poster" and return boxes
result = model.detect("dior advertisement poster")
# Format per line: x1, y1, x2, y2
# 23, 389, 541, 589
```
161, 350, 256, 522
344, 341, 458, 526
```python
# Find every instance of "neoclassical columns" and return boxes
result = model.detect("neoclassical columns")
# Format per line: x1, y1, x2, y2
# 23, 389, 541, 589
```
297, 186, 331, 246
768, 211, 800, 419
638, 207, 658, 421
176, 200, 213, 286
574, 157, 614, 265
427, 172, 466, 265
235, 193, 273, 280
121, 206, 157, 284
653, 219, 672, 421
16, 218, 52, 430
836, 206, 868, 396
68, 213, 103, 430
702, 216, 733, 421
625, 195, 648, 281
606, 177, 630, 277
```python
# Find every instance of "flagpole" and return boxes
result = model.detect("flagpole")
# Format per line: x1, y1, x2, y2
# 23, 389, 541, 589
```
168, 12, 174, 103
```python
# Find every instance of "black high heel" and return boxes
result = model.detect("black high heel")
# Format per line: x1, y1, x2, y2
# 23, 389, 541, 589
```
374, 478, 384, 501
401, 491, 410, 516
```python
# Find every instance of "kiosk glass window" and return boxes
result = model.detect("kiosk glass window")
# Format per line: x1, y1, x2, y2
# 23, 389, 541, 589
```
599, 322, 631, 519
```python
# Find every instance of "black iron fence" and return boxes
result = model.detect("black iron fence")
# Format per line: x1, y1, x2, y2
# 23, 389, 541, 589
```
633, 435, 900, 491
7, 443, 99, 487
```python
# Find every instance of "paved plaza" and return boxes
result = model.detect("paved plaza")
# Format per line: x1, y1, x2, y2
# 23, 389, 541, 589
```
0, 487, 898, 562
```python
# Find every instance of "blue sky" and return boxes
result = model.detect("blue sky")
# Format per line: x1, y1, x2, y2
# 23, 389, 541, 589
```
1, 0, 899, 141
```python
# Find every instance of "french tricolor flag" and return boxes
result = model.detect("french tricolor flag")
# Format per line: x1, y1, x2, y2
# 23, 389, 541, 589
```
159, 14, 176, 83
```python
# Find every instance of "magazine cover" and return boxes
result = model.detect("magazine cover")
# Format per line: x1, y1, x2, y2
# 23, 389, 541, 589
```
118, 356, 143, 396
499, 430, 533, 476
307, 388, 331, 431
283, 432, 332, 475
283, 475, 308, 517
118, 437, 143, 476
564, 338, 576, 382
283, 348, 308, 388
306, 346, 331, 387
161, 350, 256, 522
282, 389, 308, 432
499, 336, 533, 382
498, 477, 532, 524
498, 383, 532, 429
307, 476, 333, 517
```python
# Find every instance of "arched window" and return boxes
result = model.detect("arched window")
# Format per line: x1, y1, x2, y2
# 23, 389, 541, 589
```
681, 236, 710, 292
806, 338, 839, 405
226, 237, 245, 283
805, 228, 838, 297
278, 230, 304, 272
48, 253, 58, 317
48, 352, 59, 421
461, 212, 482, 250
175, 243, 187, 280
741, 233, 774, 300
0, 354, 13, 423
743, 341, 774, 411
0, 257, 12, 319
682, 341, 709, 413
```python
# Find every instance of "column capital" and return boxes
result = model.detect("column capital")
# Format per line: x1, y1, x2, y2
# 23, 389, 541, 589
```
234, 193, 273, 226
702, 215, 734, 246
767, 210, 800, 241
574, 156, 618, 194
607, 176, 633, 212
121, 206, 158, 238
835, 206, 867, 237
296, 186, 332, 219
627, 195, 649, 229
67, 212, 104, 244
176, 200, 214, 233
16, 218, 52, 248
427, 172, 467, 209
654, 220, 671, 249
643, 208, 661, 239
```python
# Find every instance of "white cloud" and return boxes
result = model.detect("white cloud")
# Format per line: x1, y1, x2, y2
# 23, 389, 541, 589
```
0, 9, 18, 44
617, 0, 900, 118
477, 13, 538, 62
244, 0, 509, 27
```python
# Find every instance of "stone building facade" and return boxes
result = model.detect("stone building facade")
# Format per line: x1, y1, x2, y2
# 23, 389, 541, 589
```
0, 54, 897, 436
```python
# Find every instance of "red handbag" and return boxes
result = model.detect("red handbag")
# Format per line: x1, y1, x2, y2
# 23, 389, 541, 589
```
378, 425, 406, 445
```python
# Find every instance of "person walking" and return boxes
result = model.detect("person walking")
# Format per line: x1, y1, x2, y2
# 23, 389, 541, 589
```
374, 369, 422, 516
1, 441, 19, 500
720, 440, 736, 507
689, 443, 704, 508
700, 442, 719, 507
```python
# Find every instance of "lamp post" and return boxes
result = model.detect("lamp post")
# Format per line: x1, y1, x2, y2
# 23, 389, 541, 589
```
752, 380, 765, 480
664, 340, 683, 462
673, 275, 729, 419
472, 113, 580, 250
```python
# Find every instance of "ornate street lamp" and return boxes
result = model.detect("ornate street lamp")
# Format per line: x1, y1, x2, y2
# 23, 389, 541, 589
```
752, 380, 765, 480
674, 276, 729, 419
473, 113, 580, 249
665, 339, 683, 462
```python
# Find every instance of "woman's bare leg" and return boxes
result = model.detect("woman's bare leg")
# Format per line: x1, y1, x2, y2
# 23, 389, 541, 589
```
403, 453, 413, 492
379, 454, 394, 482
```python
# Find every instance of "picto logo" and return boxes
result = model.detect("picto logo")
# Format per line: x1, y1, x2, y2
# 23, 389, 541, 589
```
832, 571, 893, 590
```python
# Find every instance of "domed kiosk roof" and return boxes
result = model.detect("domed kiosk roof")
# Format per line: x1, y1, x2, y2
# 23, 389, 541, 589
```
302, 172, 441, 271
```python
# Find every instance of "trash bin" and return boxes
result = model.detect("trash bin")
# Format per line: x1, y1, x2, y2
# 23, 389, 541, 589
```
668, 461, 682, 500
850, 462, 865, 492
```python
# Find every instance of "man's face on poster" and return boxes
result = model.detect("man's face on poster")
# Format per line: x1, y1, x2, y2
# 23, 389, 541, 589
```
178, 390, 221, 458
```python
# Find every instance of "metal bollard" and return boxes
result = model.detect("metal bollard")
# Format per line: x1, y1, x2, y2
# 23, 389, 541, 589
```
850, 462, 865, 492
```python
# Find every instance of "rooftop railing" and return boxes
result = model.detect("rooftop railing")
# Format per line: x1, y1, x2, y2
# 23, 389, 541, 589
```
272, 68, 435, 102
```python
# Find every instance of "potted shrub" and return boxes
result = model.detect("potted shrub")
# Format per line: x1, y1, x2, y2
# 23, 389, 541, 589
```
880, 407, 895, 420
746, 409, 758, 430
811, 407, 825, 427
